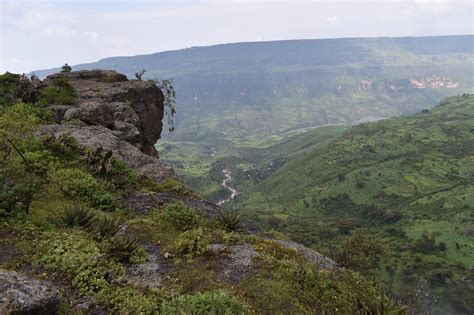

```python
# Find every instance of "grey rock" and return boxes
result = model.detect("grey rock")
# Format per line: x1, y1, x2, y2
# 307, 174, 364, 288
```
272, 240, 338, 270
208, 244, 227, 254
123, 191, 161, 215
112, 120, 141, 144
218, 243, 258, 283
63, 107, 80, 121
125, 243, 171, 290
45, 105, 74, 123
108, 102, 140, 125
0, 270, 60, 315
38, 124, 174, 183
44, 70, 164, 155
44, 69, 128, 83
77, 100, 114, 128
123, 191, 221, 218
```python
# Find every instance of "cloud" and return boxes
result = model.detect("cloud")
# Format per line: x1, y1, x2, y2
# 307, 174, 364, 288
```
84, 31, 99, 41
1, 0, 473, 73
325, 16, 338, 25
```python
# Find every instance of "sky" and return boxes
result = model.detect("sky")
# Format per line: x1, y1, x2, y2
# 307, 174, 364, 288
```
1, 0, 473, 73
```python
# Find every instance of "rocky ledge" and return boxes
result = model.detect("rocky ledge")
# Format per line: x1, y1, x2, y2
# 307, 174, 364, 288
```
45, 69, 164, 157
38, 69, 174, 182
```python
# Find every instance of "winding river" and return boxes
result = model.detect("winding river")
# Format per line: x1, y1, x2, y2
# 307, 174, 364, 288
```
217, 168, 239, 206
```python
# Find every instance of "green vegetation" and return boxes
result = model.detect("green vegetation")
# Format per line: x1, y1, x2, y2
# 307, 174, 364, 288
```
36, 76, 77, 106
231, 95, 474, 314
0, 72, 406, 314
163, 202, 200, 231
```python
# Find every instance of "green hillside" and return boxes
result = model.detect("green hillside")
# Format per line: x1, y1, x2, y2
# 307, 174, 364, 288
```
230, 95, 474, 314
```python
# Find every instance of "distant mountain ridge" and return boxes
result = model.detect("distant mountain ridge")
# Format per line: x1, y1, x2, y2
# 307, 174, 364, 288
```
33, 35, 474, 140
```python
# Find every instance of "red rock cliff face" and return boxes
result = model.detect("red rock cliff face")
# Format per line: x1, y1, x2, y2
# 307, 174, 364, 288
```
44, 69, 164, 157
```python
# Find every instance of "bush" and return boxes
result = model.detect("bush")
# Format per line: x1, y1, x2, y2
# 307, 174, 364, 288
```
50, 168, 118, 211
97, 286, 162, 313
163, 202, 198, 230
108, 159, 140, 190
94, 215, 121, 238
36, 77, 77, 106
216, 209, 241, 232
50, 168, 100, 199
174, 228, 210, 260
160, 291, 246, 315
0, 182, 18, 215
61, 204, 96, 228
154, 177, 193, 195
108, 234, 144, 263
90, 191, 118, 212
334, 229, 387, 276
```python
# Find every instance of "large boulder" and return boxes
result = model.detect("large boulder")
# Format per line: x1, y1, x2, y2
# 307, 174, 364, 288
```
0, 270, 60, 314
44, 70, 164, 156
216, 243, 258, 284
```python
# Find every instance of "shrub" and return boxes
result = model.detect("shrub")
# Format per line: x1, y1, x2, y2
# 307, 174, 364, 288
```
0, 182, 18, 215
97, 285, 162, 313
413, 231, 437, 253
154, 177, 193, 195
174, 228, 210, 260
61, 204, 96, 228
216, 209, 241, 231
334, 229, 387, 276
160, 291, 246, 315
163, 202, 198, 231
50, 168, 100, 199
90, 191, 118, 212
356, 181, 365, 189
108, 159, 140, 190
94, 215, 121, 238
108, 234, 142, 263
50, 168, 118, 211
36, 77, 76, 106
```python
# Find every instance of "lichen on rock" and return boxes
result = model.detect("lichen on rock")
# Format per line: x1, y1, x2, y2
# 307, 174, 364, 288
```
0, 270, 60, 315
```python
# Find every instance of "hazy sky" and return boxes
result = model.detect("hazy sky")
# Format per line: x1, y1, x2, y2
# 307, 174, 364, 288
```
1, 0, 473, 73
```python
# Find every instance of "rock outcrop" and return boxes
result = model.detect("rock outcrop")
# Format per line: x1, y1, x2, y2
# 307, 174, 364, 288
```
273, 240, 338, 270
37, 69, 175, 182
0, 270, 60, 314
44, 70, 164, 156
39, 124, 174, 183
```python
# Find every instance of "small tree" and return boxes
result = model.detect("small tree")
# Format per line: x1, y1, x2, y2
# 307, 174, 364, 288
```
61, 63, 72, 73
135, 69, 146, 80
335, 229, 387, 276
0, 103, 52, 213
